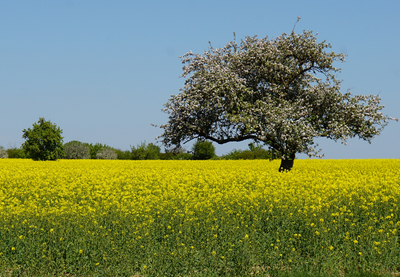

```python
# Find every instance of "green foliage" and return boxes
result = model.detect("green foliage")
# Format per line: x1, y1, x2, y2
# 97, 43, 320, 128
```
221, 149, 254, 160
160, 152, 193, 160
96, 147, 118, 160
115, 149, 132, 160
173, 152, 193, 160
5, 147, 27, 159
248, 142, 262, 152
63, 141, 123, 160
22, 118, 64, 161
160, 146, 193, 160
63, 141, 90, 159
159, 152, 173, 160
192, 140, 216, 160
222, 143, 280, 160
0, 146, 8, 158
131, 142, 161, 160
86, 143, 106, 159
63, 141, 141, 160
270, 270, 392, 277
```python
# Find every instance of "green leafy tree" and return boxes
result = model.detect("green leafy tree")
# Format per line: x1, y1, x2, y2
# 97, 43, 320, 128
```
131, 142, 161, 160
85, 143, 106, 159
192, 140, 216, 160
158, 28, 397, 171
160, 147, 193, 160
115, 149, 132, 160
22, 118, 64, 161
63, 141, 90, 159
6, 146, 27, 159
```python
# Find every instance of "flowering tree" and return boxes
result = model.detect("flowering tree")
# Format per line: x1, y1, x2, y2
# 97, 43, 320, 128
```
158, 30, 397, 171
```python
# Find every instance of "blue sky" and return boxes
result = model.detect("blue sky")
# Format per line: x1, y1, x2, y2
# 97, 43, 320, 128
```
1, 0, 399, 158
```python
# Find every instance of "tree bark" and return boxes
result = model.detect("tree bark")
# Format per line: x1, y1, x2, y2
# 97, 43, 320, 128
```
279, 153, 295, 172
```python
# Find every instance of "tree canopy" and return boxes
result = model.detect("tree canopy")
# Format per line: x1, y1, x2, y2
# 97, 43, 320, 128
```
192, 140, 216, 160
158, 29, 397, 171
63, 140, 91, 159
22, 118, 64, 161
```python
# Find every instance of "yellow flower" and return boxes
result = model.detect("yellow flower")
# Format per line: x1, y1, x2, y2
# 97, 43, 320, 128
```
1, 158, 400, 270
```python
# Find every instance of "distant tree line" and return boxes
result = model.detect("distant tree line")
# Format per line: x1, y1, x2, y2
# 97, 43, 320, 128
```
1, 140, 278, 161
0, 117, 278, 161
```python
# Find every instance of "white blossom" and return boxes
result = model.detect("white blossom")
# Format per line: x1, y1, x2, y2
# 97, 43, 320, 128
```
156, 30, 397, 170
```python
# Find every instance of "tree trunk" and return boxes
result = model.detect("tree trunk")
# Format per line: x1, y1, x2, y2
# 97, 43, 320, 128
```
279, 153, 295, 172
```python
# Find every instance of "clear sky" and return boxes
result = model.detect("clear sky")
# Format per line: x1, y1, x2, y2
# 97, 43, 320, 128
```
1, 0, 399, 159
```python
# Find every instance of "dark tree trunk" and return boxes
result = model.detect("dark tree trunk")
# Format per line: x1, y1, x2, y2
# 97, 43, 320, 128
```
279, 153, 295, 172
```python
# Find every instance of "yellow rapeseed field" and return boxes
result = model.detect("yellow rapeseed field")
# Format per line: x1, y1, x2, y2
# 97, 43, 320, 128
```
1, 159, 399, 276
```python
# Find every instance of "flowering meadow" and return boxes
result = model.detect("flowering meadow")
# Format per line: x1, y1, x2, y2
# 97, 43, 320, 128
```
1, 159, 399, 276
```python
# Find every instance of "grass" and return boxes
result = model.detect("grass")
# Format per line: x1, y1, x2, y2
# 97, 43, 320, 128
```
1, 267, 398, 277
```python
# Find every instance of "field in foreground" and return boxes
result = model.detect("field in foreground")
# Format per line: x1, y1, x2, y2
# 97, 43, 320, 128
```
0, 159, 399, 276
